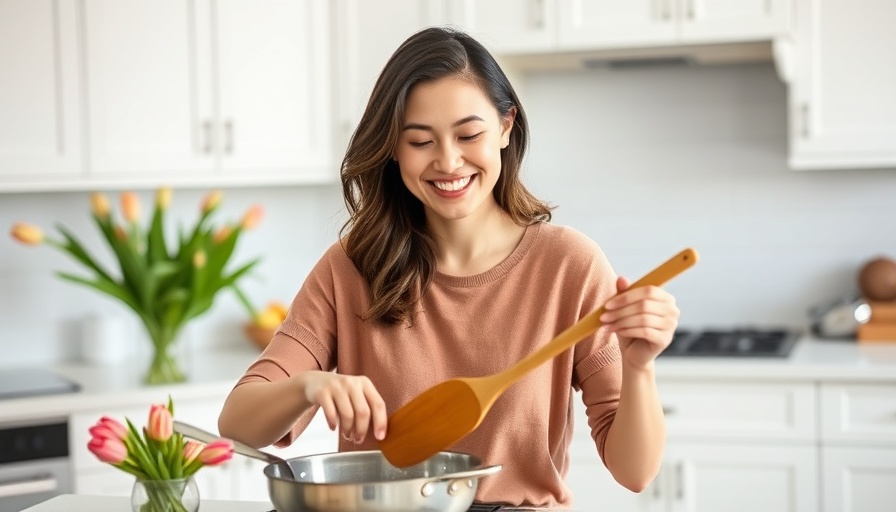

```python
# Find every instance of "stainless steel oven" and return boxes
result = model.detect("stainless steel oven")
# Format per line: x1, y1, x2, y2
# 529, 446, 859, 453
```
0, 418, 72, 511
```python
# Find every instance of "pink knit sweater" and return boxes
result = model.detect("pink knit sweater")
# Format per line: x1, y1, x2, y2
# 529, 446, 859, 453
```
236, 222, 622, 508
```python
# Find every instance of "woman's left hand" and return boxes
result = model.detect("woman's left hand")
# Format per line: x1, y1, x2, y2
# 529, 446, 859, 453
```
599, 276, 680, 370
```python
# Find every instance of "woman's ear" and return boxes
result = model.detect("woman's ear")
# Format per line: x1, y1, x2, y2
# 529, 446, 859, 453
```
500, 107, 517, 148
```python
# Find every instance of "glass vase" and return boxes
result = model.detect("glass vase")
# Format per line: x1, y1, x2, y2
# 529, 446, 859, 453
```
143, 327, 188, 385
131, 477, 199, 512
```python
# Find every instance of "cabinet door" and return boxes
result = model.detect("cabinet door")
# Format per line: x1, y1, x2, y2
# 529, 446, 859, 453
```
0, 0, 82, 183
333, 0, 445, 148
557, 0, 676, 50
83, 0, 214, 178
665, 443, 818, 512
822, 446, 896, 512
216, 0, 333, 182
447, 0, 556, 54
680, 0, 789, 43
789, 0, 896, 170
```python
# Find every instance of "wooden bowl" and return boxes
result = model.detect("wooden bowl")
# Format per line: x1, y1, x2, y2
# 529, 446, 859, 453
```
243, 323, 277, 351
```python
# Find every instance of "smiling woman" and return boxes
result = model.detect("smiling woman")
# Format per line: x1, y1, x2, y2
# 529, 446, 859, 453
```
217, 26, 684, 509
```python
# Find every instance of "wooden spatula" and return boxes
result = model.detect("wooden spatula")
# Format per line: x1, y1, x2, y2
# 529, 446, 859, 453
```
378, 247, 698, 468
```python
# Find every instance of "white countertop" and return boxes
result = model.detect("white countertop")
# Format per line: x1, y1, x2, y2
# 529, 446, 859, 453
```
2, 337, 896, 424
22, 494, 272, 512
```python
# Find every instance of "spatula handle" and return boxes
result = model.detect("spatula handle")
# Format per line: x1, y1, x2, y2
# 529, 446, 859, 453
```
497, 247, 698, 385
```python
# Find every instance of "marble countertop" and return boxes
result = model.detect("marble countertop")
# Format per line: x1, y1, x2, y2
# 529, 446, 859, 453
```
2, 336, 896, 425
22, 495, 272, 512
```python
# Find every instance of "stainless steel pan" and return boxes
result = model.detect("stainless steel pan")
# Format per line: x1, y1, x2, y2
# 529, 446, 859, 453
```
173, 421, 501, 512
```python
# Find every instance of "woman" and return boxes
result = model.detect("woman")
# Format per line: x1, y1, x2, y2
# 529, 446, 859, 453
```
218, 26, 678, 508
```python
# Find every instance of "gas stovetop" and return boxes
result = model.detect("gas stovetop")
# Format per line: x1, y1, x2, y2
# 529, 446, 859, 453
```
659, 328, 800, 358
263, 507, 536, 512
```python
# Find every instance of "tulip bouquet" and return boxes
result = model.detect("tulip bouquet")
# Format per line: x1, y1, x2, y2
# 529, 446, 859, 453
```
88, 397, 234, 512
9, 188, 264, 384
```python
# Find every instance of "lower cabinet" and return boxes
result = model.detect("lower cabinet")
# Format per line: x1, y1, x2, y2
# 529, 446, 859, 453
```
567, 379, 819, 511
821, 446, 896, 512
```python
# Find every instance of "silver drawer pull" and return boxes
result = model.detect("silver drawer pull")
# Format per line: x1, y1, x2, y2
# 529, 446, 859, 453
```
0, 475, 58, 498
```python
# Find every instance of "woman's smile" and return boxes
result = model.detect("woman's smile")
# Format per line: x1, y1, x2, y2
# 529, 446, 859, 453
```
429, 175, 475, 196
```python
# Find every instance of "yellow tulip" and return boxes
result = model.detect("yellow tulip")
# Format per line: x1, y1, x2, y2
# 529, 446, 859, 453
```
193, 250, 206, 269
156, 187, 172, 210
9, 223, 44, 245
201, 190, 223, 214
90, 193, 110, 219
240, 205, 264, 230
120, 192, 140, 223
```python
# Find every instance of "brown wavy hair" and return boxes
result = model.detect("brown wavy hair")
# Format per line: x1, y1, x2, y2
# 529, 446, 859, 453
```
340, 27, 552, 325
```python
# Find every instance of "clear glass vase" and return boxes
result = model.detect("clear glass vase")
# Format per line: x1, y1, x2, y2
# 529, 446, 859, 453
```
131, 477, 199, 512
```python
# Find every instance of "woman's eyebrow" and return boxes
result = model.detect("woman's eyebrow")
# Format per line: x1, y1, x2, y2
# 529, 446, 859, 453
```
402, 115, 485, 132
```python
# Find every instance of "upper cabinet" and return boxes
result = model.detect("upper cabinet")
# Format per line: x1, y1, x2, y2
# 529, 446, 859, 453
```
1, 0, 334, 192
787, 0, 896, 170
0, 0, 83, 182
84, 0, 333, 186
445, 0, 789, 54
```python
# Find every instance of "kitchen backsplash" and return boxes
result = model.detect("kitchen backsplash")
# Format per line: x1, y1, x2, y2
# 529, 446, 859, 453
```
2, 62, 895, 367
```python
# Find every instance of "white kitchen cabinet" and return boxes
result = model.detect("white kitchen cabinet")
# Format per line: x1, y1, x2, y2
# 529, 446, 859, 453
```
566, 379, 818, 510
83, 0, 333, 188
443, 0, 788, 55
787, 0, 896, 170
822, 446, 896, 512
445, 0, 557, 54
0, 0, 82, 184
332, 0, 445, 150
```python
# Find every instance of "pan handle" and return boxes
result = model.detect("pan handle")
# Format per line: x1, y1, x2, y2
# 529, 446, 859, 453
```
426, 464, 503, 484
173, 420, 285, 466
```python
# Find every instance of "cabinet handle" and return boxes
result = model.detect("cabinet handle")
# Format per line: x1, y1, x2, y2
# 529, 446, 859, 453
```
531, 0, 545, 29
661, 0, 671, 20
652, 468, 662, 500
676, 462, 684, 500
662, 405, 675, 416
202, 120, 212, 153
224, 120, 234, 153
800, 103, 810, 138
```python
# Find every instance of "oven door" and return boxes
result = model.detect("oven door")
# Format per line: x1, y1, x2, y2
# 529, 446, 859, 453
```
0, 458, 72, 511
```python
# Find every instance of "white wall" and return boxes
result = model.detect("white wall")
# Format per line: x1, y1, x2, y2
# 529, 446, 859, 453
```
1, 62, 895, 367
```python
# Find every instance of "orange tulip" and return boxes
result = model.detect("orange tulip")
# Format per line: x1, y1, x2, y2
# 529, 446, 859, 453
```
10, 223, 44, 245
114, 225, 127, 241
201, 190, 223, 213
121, 192, 141, 223
240, 205, 264, 230
90, 193, 110, 219
213, 226, 233, 244
156, 187, 172, 210
184, 441, 203, 464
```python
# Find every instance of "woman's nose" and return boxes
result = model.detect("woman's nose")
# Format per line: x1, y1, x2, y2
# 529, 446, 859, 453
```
433, 142, 463, 173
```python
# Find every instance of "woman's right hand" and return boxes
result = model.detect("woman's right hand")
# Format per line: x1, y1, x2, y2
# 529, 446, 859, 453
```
299, 371, 388, 444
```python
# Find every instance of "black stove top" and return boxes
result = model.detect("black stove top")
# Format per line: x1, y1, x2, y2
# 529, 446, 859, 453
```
265, 507, 528, 512
659, 328, 799, 358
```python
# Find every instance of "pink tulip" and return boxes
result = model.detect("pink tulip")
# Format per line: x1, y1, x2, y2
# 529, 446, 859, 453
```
95, 416, 128, 440
120, 192, 141, 223
198, 439, 234, 466
88, 435, 127, 464
183, 441, 203, 464
146, 404, 173, 442
240, 205, 264, 230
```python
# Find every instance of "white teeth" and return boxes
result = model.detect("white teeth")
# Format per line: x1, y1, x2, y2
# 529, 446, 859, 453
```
431, 176, 471, 191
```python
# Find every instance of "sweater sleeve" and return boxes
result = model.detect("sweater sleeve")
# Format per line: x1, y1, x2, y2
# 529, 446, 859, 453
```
577, 344, 622, 465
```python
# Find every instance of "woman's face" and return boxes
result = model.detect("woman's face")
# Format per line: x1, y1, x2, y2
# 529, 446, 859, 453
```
393, 76, 513, 224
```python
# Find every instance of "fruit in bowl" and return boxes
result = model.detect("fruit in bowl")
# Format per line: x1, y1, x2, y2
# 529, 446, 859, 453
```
243, 301, 288, 350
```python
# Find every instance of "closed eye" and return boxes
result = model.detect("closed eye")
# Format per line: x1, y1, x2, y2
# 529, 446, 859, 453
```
460, 132, 484, 142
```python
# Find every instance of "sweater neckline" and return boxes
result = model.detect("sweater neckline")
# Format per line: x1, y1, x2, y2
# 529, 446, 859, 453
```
432, 222, 543, 288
